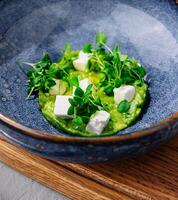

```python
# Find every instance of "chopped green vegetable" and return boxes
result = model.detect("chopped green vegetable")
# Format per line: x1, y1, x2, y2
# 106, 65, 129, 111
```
117, 100, 131, 113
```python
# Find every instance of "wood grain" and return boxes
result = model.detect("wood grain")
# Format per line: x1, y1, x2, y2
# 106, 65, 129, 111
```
59, 137, 178, 200
0, 135, 177, 200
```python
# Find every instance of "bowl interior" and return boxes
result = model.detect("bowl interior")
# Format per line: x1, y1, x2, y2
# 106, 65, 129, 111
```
0, 0, 178, 136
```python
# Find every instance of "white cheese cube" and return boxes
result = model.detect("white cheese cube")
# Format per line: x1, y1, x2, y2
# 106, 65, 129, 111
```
73, 78, 91, 95
49, 80, 66, 95
79, 78, 91, 91
86, 110, 110, 135
114, 85, 135, 104
73, 59, 87, 71
54, 95, 73, 118
79, 51, 91, 59
73, 51, 91, 71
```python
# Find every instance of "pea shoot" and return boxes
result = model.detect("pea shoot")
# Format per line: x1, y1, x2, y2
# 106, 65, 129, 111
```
27, 53, 58, 98
67, 84, 105, 128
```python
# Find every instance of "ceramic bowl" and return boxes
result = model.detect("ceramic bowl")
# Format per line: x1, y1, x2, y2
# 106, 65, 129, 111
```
0, 0, 178, 163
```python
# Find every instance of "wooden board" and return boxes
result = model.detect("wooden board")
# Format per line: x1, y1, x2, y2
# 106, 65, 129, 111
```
0, 135, 177, 200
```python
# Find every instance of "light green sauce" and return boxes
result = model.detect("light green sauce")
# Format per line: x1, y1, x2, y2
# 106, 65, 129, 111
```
39, 70, 148, 137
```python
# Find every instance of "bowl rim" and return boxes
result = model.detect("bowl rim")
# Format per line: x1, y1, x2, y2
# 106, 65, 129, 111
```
0, 112, 178, 144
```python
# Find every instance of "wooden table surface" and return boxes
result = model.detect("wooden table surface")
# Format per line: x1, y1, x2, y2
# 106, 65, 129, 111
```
0, 134, 178, 200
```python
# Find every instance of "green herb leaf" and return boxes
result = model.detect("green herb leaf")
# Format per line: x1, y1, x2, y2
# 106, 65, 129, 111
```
103, 62, 113, 75
120, 54, 128, 62
67, 106, 74, 115
112, 44, 119, 53
83, 43, 92, 53
137, 66, 146, 77
69, 98, 78, 106
72, 116, 84, 129
65, 43, 71, 52
45, 79, 56, 89
81, 116, 90, 124
73, 116, 83, 125
94, 98, 101, 106
74, 87, 84, 97
40, 53, 52, 65
134, 80, 143, 87
114, 78, 122, 88
70, 76, 79, 87
73, 96, 83, 104
117, 100, 131, 113
96, 32, 107, 46
85, 84, 93, 96
102, 103, 109, 112
104, 85, 114, 96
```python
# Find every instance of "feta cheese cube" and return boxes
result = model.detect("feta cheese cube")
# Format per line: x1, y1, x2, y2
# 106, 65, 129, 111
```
79, 51, 91, 59
86, 110, 110, 135
73, 59, 87, 71
54, 95, 73, 118
114, 85, 135, 104
49, 80, 66, 95
73, 51, 91, 71
80, 78, 91, 91
73, 78, 91, 95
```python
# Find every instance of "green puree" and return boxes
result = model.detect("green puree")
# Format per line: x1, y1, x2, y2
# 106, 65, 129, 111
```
38, 70, 148, 137
27, 32, 149, 137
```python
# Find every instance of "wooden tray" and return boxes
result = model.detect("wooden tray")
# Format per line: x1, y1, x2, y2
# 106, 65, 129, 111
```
0, 135, 177, 200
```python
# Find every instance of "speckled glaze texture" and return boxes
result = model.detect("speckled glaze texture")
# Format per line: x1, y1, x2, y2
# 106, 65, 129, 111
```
0, 0, 178, 163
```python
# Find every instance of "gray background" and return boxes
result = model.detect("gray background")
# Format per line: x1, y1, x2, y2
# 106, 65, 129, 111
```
0, 162, 69, 200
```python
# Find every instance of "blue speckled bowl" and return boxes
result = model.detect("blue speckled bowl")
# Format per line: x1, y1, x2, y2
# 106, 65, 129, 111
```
0, 0, 178, 163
